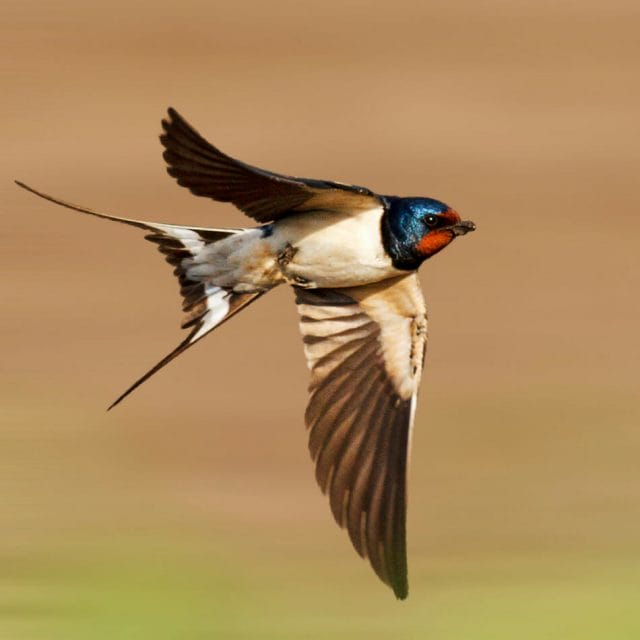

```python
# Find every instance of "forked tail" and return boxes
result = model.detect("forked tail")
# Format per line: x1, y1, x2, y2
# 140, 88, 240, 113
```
15, 181, 264, 409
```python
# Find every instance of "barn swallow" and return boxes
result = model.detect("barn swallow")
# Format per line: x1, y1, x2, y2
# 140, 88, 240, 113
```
16, 107, 475, 599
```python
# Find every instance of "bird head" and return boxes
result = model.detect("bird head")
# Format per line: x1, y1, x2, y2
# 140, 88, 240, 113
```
381, 196, 475, 270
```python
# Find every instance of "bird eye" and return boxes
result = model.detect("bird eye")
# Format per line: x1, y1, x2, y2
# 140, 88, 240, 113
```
424, 214, 439, 227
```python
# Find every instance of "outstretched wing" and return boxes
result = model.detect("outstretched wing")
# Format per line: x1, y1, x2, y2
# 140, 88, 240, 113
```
161, 108, 381, 222
295, 274, 427, 599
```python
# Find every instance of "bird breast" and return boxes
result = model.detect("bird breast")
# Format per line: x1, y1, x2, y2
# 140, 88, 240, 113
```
269, 207, 405, 288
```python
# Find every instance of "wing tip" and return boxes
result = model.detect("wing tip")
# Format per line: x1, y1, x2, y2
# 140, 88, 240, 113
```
160, 107, 186, 139
163, 106, 180, 126
393, 583, 409, 600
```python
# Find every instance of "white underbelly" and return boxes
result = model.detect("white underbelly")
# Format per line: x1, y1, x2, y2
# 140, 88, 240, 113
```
270, 207, 402, 288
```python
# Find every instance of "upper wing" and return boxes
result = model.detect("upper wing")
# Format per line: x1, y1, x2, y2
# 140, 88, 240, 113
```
295, 274, 427, 599
160, 108, 381, 222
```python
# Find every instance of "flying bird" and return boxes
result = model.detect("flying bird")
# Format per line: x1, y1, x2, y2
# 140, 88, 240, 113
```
16, 108, 475, 599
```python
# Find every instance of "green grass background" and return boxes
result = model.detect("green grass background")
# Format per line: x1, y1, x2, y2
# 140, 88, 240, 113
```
3, 385, 638, 639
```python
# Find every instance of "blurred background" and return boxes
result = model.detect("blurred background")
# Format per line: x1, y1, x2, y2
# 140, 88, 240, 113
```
2, 1, 639, 638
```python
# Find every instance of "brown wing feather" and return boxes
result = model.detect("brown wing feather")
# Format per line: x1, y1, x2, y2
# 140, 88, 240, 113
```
295, 274, 427, 599
160, 108, 380, 222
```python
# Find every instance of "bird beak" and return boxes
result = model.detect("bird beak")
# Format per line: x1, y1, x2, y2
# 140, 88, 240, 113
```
450, 220, 476, 236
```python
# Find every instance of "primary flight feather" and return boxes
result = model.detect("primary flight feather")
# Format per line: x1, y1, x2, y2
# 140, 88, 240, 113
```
16, 108, 475, 599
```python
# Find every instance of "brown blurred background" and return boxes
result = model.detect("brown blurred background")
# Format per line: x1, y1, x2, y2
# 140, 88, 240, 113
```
2, 1, 639, 638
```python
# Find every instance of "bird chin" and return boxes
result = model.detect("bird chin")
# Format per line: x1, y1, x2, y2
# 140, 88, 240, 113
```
417, 229, 456, 258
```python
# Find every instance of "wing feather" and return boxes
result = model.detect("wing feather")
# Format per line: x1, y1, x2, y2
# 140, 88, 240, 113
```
295, 274, 427, 599
161, 108, 381, 222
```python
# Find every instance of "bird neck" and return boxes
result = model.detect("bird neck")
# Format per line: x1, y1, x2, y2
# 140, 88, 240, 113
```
380, 197, 424, 271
